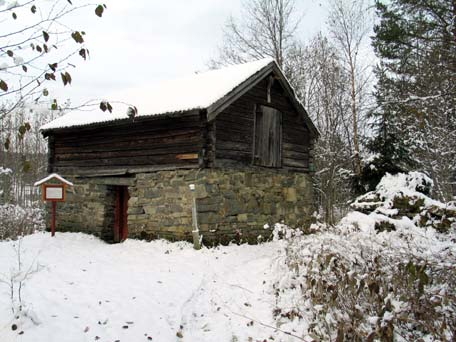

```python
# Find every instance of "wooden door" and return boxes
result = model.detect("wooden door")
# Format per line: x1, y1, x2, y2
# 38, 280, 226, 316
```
113, 186, 129, 242
254, 106, 282, 167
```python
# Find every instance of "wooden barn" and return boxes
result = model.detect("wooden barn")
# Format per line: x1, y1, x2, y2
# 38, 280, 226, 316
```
41, 58, 319, 244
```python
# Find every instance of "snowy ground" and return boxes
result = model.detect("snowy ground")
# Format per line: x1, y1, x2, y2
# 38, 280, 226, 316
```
2, 172, 454, 341
0, 233, 287, 342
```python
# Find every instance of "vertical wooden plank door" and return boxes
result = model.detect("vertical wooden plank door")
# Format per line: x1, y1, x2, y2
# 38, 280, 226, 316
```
113, 186, 129, 242
254, 106, 282, 167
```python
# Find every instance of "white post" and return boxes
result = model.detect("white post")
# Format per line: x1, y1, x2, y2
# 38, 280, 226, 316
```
189, 184, 201, 250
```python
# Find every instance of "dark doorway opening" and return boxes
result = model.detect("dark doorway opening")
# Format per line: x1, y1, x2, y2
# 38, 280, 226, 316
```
113, 186, 129, 242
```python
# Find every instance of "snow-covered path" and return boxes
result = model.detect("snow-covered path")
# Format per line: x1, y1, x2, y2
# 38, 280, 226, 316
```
0, 233, 285, 342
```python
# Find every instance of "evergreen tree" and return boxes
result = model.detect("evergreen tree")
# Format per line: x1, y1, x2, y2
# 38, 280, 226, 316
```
358, 64, 415, 192
362, 0, 456, 199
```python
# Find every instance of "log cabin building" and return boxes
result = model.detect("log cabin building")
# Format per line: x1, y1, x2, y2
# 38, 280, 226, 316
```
41, 58, 319, 244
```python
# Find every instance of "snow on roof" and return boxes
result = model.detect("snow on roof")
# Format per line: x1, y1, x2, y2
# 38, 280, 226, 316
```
41, 58, 275, 131
34, 173, 74, 187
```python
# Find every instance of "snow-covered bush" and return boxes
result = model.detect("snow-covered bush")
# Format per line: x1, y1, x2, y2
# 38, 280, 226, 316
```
0, 166, 12, 203
272, 223, 456, 340
0, 237, 43, 330
0, 204, 45, 240
271, 172, 456, 340
352, 172, 456, 233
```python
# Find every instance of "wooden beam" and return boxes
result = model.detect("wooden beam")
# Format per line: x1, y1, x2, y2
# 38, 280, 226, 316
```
267, 75, 274, 103
56, 164, 201, 178
85, 177, 136, 186
176, 153, 199, 160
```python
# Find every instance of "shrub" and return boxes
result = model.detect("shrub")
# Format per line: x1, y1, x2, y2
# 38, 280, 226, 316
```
272, 224, 456, 341
0, 204, 45, 240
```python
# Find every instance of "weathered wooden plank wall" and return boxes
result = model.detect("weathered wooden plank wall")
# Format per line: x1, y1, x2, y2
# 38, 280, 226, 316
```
49, 113, 203, 175
214, 75, 311, 171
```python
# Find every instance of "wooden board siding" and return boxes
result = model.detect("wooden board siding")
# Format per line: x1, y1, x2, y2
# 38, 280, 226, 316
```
47, 135, 55, 174
49, 113, 204, 175
214, 75, 311, 171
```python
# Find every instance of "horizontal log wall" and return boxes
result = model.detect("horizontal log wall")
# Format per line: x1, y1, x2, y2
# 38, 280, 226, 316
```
50, 113, 203, 175
215, 75, 311, 171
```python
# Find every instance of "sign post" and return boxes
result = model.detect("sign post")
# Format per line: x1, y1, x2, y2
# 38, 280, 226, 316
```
189, 184, 201, 250
34, 173, 73, 237
51, 201, 57, 237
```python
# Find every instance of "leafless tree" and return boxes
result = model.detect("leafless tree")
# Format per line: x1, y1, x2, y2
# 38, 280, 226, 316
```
0, 237, 43, 329
0, 0, 106, 120
0, 104, 61, 206
327, 0, 373, 175
0, 0, 110, 207
210, 0, 301, 68
287, 35, 355, 224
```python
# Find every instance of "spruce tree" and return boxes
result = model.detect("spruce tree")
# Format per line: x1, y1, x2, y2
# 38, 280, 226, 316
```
362, 0, 456, 198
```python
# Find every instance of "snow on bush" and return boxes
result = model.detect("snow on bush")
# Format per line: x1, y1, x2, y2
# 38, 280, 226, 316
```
0, 166, 12, 199
353, 171, 434, 209
0, 166, 12, 175
271, 172, 456, 341
272, 224, 456, 340
0, 204, 45, 240
352, 172, 455, 233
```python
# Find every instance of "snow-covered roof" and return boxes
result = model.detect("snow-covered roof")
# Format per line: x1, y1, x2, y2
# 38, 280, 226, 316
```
34, 173, 74, 187
41, 58, 276, 131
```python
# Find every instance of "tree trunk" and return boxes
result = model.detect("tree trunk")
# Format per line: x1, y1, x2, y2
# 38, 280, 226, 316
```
350, 59, 361, 175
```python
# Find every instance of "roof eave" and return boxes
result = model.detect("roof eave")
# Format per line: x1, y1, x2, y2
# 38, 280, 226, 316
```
270, 64, 320, 139
206, 61, 275, 121
41, 108, 202, 136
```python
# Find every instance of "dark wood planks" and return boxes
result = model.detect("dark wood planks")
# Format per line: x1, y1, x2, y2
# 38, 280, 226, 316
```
214, 75, 311, 171
50, 114, 203, 174
47, 135, 55, 173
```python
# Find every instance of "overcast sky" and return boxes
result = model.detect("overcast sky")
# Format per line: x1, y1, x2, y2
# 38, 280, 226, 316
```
48, 0, 329, 108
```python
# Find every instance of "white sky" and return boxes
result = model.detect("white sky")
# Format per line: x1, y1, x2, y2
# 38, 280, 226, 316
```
48, 0, 329, 107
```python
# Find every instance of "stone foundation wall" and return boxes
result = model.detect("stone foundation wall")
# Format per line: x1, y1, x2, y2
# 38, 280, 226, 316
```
199, 169, 315, 244
53, 169, 315, 244
128, 169, 315, 244
128, 171, 195, 241
51, 181, 116, 241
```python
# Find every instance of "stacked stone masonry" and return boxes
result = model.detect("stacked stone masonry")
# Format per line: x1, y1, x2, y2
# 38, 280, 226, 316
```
51, 181, 116, 241
55, 169, 315, 245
